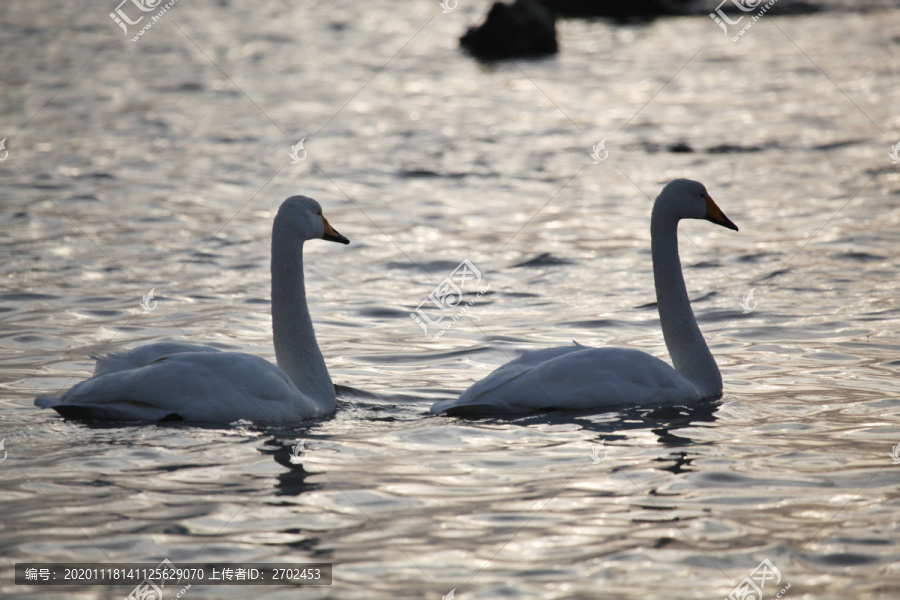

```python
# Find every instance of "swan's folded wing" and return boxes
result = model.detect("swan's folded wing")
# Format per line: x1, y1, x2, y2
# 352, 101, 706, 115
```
91, 343, 224, 376
431, 344, 587, 415
432, 346, 699, 415
509, 344, 588, 368
36, 351, 319, 424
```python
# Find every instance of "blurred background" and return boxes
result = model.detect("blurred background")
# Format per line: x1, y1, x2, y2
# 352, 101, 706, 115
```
1, 1, 899, 598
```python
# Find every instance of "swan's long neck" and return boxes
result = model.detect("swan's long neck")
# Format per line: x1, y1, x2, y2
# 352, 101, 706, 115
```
650, 205, 722, 398
270, 225, 336, 410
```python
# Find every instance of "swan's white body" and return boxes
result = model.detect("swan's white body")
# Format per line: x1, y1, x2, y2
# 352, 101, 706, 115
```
431, 179, 738, 416
35, 196, 349, 424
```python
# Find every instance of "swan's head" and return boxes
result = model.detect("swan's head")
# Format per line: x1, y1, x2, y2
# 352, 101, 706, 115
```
276, 196, 350, 244
657, 179, 738, 231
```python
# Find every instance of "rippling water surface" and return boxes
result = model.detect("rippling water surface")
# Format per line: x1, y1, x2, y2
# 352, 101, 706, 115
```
2, 1, 900, 598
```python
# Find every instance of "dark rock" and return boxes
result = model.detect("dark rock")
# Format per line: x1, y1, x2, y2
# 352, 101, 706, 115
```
701, 0, 820, 17
460, 0, 558, 61
533, 1, 821, 21
536, 0, 687, 21
764, 1, 819, 14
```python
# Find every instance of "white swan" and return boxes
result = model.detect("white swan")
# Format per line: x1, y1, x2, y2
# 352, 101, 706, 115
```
35, 196, 349, 424
431, 179, 738, 416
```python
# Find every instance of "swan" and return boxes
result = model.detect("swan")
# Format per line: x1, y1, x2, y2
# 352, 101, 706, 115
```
35, 196, 349, 424
431, 179, 738, 416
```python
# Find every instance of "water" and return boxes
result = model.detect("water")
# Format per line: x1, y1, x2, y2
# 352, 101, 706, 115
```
2, 1, 900, 598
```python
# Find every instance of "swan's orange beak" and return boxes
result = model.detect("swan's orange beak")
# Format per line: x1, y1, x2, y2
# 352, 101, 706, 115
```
321, 215, 350, 244
704, 196, 738, 231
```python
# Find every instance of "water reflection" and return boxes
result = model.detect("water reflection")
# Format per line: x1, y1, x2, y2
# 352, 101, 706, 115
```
262, 436, 321, 498
452, 398, 720, 449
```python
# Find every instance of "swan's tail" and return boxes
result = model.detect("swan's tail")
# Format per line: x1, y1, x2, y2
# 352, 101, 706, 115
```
35, 395, 103, 420
35, 394, 182, 422
34, 388, 184, 422
34, 395, 60, 408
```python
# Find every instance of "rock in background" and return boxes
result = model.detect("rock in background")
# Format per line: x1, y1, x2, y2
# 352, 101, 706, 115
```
460, 0, 558, 61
